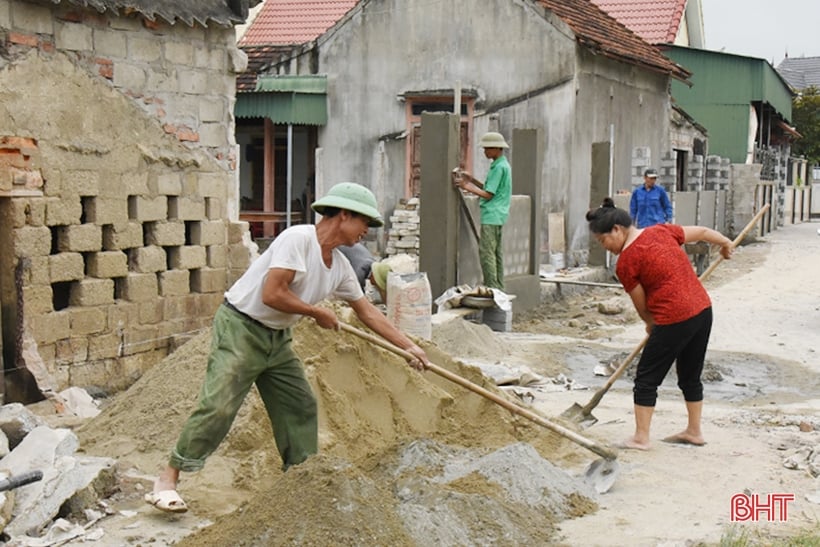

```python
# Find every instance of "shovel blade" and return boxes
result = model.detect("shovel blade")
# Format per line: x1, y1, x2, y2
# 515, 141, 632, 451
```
584, 458, 619, 494
561, 403, 599, 428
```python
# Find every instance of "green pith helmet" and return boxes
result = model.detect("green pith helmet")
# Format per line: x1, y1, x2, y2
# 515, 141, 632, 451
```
370, 261, 391, 290
311, 182, 384, 227
478, 131, 509, 149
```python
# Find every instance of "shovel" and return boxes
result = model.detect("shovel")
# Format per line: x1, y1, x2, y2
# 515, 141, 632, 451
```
339, 322, 620, 494
562, 203, 771, 427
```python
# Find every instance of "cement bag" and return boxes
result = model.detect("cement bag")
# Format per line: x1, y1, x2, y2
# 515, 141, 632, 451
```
386, 271, 432, 340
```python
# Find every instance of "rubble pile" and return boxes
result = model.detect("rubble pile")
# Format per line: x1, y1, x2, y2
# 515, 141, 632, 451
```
0, 404, 115, 545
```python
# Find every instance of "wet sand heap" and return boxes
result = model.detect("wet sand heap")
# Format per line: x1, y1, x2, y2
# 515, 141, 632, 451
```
78, 307, 598, 545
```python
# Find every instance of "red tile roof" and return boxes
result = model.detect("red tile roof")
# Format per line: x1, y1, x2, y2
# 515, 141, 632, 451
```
239, 0, 358, 46
590, 0, 686, 45
238, 45, 297, 91
539, 0, 689, 80
240, 0, 689, 81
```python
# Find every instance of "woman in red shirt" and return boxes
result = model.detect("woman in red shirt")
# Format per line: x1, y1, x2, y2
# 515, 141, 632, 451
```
586, 198, 733, 450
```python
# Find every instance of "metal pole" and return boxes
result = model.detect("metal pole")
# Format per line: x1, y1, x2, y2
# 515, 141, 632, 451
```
454, 80, 461, 116
287, 124, 293, 228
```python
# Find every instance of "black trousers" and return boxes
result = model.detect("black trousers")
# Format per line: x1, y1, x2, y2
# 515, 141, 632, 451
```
633, 307, 713, 407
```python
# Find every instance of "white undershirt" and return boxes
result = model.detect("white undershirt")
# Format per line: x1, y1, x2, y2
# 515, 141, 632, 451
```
224, 225, 363, 329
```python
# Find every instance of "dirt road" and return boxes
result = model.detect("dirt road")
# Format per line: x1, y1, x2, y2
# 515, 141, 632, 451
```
510, 220, 820, 545
53, 220, 819, 546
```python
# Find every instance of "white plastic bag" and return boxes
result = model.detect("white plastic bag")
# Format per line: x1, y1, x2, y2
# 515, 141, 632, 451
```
386, 271, 432, 340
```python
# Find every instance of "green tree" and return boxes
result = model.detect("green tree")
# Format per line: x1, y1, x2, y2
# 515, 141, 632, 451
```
791, 86, 820, 166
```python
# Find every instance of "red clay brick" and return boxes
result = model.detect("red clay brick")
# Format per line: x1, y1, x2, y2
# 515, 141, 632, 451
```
1, 136, 38, 149
142, 17, 161, 31
177, 129, 199, 142
8, 32, 39, 47
98, 61, 113, 79
58, 11, 83, 23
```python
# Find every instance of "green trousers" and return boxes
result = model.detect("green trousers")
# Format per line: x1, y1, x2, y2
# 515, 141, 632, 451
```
170, 304, 317, 472
479, 224, 504, 290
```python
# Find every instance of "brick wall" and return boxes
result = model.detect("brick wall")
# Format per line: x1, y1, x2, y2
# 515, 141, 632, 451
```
0, 1, 252, 399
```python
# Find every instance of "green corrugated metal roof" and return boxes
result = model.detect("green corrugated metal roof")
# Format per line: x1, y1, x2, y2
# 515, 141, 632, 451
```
663, 46, 794, 162
255, 74, 327, 94
235, 75, 327, 125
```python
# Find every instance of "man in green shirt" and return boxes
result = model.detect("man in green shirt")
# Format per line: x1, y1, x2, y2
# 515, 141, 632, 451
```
453, 132, 512, 289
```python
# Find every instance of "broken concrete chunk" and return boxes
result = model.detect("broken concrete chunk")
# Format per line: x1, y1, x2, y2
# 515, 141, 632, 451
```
4, 454, 116, 539
597, 298, 625, 315
0, 426, 79, 472
0, 471, 14, 534
782, 446, 812, 471
0, 430, 8, 459
57, 387, 100, 419
0, 404, 47, 450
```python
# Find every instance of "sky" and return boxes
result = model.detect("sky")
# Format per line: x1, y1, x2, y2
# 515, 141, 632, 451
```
701, 0, 820, 65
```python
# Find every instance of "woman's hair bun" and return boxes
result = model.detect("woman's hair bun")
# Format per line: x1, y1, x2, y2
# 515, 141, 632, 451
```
601, 197, 615, 208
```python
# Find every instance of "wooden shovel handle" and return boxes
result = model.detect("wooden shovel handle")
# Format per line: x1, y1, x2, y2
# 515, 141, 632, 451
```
339, 322, 618, 461
582, 203, 772, 414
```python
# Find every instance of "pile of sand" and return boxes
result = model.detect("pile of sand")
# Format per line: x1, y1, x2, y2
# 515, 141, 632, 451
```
77, 306, 598, 544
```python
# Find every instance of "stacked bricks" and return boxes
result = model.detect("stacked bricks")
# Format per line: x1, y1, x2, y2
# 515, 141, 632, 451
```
0, 1, 254, 394
630, 146, 652, 188
482, 307, 513, 333
0, 137, 44, 195
659, 152, 677, 196
385, 197, 420, 257
4, 138, 249, 391
705, 155, 730, 191
2, 1, 241, 172
687, 154, 705, 192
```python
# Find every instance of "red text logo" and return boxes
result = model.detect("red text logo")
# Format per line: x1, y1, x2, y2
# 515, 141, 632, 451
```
731, 493, 794, 522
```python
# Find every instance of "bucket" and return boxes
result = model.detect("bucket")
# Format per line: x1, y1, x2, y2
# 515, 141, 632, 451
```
549, 252, 565, 270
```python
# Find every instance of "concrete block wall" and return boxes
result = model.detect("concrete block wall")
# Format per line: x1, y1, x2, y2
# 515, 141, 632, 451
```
0, 2, 254, 398
705, 155, 730, 191
1, 136, 246, 394
687, 154, 704, 191
630, 146, 652, 187
1, 1, 245, 171
658, 152, 676, 197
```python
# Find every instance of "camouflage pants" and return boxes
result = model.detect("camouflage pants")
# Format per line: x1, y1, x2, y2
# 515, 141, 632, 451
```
479, 224, 504, 290
170, 304, 317, 472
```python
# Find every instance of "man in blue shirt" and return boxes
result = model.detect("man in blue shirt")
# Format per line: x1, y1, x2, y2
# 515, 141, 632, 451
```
630, 168, 673, 228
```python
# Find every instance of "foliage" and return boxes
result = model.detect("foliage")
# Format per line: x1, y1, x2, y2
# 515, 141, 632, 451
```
718, 524, 820, 546
792, 86, 820, 166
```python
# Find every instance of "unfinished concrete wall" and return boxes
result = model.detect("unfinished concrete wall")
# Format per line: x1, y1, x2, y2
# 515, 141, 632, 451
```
729, 164, 772, 240
571, 50, 672, 265
0, 2, 251, 400
254, 0, 673, 268
310, 0, 576, 261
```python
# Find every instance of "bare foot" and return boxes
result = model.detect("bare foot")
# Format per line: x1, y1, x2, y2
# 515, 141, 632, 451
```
617, 437, 651, 451
662, 432, 706, 446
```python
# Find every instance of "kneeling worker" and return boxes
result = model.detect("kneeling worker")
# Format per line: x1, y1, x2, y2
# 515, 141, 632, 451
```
338, 243, 391, 304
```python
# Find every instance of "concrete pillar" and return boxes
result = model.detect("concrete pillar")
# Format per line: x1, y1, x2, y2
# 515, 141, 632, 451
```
588, 142, 611, 267
508, 128, 542, 312
418, 112, 460, 302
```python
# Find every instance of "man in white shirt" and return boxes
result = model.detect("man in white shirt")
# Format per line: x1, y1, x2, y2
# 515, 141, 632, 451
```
146, 182, 428, 513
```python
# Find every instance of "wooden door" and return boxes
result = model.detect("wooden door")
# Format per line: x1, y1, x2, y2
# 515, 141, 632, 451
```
408, 122, 469, 198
